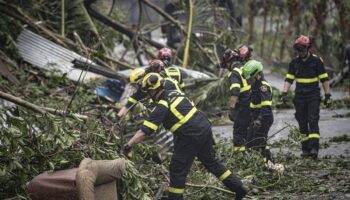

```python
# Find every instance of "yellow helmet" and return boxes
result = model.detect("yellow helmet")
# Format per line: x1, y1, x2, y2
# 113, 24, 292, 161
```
142, 73, 163, 91
130, 68, 145, 83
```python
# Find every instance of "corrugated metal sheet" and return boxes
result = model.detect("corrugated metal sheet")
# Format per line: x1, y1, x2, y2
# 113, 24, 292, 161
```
17, 29, 102, 82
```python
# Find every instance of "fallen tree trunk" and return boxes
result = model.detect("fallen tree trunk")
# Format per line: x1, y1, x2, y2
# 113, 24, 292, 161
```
0, 91, 88, 120
72, 59, 128, 80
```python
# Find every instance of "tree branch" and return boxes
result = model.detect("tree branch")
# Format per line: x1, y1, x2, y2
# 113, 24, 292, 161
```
0, 91, 87, 120
84, 0, 164, 49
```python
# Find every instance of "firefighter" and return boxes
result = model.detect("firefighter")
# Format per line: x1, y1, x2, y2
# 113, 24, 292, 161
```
117, 60, 182, 118
221, 49, 251, 151
281, 35, 331, 159
237, 45, 253, 65
123, 73, 248, 200
158, 47, 185, 88
242, 60, 273, 162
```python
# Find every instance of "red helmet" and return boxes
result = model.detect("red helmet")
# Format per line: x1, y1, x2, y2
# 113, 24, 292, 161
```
158, 47, 173, 62
220, 49, 239, 68
146, 59, 165, 73
238, 45, 253, 60
294, 35, 310, 47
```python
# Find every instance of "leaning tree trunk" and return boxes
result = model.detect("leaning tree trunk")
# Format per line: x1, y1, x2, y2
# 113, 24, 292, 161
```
260, 0, 271, 57
333, 0, 350, 69
279, 0, 298, 61
248, 0, 257, 45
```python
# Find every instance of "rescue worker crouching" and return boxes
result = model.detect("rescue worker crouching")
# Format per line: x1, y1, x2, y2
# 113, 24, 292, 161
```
122, 73, 248, 200
117, 60, 183, 119
242, 60, 273, 162
281, 35, 331, 159
221, 49, 251, 152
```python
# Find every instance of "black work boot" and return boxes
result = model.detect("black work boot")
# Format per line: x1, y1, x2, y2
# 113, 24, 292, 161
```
309, 148, 318, 159
235, 186, 248, 200
301, 141, 310, 158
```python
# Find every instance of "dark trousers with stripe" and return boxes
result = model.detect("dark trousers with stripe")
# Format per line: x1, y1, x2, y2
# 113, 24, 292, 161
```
233, 105, 250, 150
246, 115, 273, 161
293, 96, 321, 152
168, 128, 244, 200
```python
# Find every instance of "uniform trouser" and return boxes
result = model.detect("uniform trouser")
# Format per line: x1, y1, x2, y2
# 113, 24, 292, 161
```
293, 96, 321, 152
168, 129, 244, 200
233, 105, 250, 151
246, 115, 273, 161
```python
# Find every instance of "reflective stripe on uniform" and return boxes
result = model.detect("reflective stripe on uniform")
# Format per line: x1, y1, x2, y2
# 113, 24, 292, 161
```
233, 68, 251, 93
230, 83, 241, 90
158, 100, 169, 108
308, 133, 320, 139
301, 136, 309, 142
128, 97, 137, 104
143, 120, 158, 131
296, 77, 319, 83
180, 82, 185, 88
219, 170, 232, 181
286, 74, 295, 79
250, 100, 272, 109
170, 107, 197, 132
168, 187, 184, 194
166, 67, 181, 83
165, 78, 182, 93
234, 146, 246, 151
318, 73, 328, 79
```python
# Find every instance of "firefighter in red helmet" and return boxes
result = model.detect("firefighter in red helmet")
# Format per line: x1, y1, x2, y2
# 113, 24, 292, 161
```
158, 47, 185, 88
281, 35, 331, 159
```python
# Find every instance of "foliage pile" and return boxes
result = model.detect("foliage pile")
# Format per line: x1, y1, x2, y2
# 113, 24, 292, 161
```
1, 63, 349, 199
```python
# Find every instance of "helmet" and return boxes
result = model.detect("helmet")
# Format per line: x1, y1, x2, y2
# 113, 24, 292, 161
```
294, 35, 310, 51
220, 49, 240, 68
158, 47, 173, 62
294, 35, 310, 46
146, 59, 165, 73
242, 60, 263, 79
238, 45, 253, 61
130, 68, 145, 83
141, 73, 163, 91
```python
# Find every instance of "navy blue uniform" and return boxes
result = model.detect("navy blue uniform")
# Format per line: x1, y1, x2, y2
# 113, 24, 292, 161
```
227, 67, 251, 151
285, 54, 329, 152
247, 77, 273, 161
141, 90, 245, 200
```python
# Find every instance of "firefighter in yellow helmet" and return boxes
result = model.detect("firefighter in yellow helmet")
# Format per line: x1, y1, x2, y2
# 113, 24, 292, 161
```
123, 73, 248, 200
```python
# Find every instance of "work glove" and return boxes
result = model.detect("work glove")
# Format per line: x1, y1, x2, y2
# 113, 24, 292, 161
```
280, 92, 288, 105
252, 119, 262, 130
122, 144, 133, 158
228, 108, 238, 122
324, 93, 332, 108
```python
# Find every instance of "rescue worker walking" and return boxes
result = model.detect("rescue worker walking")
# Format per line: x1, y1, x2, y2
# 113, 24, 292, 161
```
242, 60, 273, 162
221, 49, 251, 151
281, 35, 331, 159
158, 47, 185, 88
123, 73, 248, 200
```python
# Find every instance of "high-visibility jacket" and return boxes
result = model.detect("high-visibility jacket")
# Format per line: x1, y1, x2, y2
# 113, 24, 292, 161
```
141, 90, 210, 135
227, 67, 251, 106
285, 54, 329, 96
125, 77, 182, 109
250, 77, 273, 119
